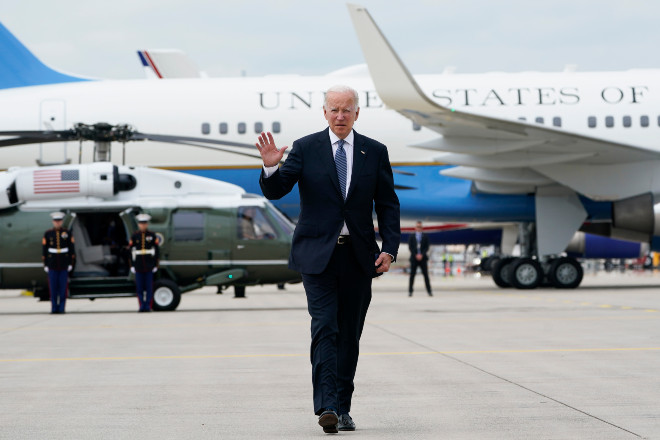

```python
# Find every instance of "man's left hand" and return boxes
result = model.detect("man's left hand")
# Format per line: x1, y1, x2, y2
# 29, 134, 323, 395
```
375, 252, 393, 273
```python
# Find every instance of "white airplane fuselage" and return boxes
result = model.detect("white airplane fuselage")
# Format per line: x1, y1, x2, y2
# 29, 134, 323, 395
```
0, 70, 658, 168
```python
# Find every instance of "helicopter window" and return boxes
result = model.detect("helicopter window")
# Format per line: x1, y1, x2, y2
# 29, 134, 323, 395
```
201, 123, 210, 135
237, 206, 277, 240
267, 204, 294, 236
272, 121, 281, 133
173, 211, 204, 241
238, 122, 246, 134
219, 122, 228, 134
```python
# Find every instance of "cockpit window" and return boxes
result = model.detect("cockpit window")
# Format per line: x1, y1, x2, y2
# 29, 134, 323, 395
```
237, 206, 277, 240
266, 202, 295, 236
173, 211, 204, 241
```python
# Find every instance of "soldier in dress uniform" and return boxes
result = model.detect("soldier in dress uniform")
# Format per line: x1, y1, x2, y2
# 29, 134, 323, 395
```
128, 214, 160, 312
42, 212, 75, 314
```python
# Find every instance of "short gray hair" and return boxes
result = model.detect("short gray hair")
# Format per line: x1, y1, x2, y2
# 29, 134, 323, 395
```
323, 85, 359, 110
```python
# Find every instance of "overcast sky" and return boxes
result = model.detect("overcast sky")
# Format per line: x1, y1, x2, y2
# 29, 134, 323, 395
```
1, 0, 658, 79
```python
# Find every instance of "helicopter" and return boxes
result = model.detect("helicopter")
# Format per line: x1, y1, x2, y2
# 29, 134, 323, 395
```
0, 123, 301, 311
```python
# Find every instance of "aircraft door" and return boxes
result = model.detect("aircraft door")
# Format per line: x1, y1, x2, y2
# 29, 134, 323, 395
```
206, 210, 233, 267
167, 210, 210, 281
119, 208, 137, 237
233, 205, 289, 267
38, 100, 69, 165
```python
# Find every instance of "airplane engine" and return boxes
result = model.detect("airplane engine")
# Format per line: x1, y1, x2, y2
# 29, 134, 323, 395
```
0, 163, 136, 209
608, 193, 660, 249
565, 232, 648, 259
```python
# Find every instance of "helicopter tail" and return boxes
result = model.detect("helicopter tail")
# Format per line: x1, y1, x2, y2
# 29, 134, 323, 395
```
0, 22, 89, 90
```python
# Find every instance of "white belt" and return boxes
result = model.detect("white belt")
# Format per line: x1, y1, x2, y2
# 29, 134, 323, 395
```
132, 249, 156, 258
48, 248, 69, 254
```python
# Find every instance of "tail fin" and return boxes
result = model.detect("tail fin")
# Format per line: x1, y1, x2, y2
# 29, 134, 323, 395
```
0, 22, 87, 89
137, 49, 202, 79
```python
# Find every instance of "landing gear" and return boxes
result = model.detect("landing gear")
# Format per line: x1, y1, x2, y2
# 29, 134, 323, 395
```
492, 257, 514, 288
490, 256, 583, 290
548, 257, 583, 289
510, 258, 543, 289
234, 285, 246, 298
152, 279, 181, 311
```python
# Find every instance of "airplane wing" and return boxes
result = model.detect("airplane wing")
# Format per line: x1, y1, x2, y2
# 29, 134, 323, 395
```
137, 49, 203, 79
346, 4, 660, 202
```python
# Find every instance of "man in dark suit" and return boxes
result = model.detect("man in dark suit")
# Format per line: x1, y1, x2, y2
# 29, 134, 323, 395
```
408, 221, 433, 296
256, 85, 400, 434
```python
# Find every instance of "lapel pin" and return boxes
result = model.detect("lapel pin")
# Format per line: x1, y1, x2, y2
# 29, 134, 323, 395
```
360, 150, 365, 155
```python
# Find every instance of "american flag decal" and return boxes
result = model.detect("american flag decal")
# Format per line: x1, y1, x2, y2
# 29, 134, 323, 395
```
33, 169, 80, 194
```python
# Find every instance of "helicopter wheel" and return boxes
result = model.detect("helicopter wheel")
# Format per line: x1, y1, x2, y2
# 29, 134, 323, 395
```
234, 286, 246, 298
152, 279, 181, 311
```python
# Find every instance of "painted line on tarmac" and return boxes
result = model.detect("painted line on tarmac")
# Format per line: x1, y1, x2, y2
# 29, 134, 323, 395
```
2, 346, 659, 363
369, 322, 645, 438
483, 290, 659, 313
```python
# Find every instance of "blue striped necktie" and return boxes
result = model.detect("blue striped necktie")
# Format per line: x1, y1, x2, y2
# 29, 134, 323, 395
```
335, 139, 347, 199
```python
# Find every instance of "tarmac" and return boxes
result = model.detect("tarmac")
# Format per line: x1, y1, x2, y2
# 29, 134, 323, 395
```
1, 272, 659, 440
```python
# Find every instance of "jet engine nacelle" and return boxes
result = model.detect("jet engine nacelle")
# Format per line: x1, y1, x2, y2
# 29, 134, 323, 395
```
0, 163, 136, 209
565, 232, 648, 259
608, 193, 660, 248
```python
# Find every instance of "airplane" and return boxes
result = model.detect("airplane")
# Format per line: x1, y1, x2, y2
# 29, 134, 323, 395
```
1, 3, 659, 290
0, 134, 300, 311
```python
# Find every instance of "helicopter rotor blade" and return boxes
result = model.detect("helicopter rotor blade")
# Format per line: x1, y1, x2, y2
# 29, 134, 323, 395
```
0, 136, 71, 148
394, 184, 417, 190
392, 169, 416, 176
133, 133, 260, 151
153, 139, 274, 162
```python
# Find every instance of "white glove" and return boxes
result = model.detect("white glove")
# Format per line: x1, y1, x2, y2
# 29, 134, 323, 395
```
130, 267, 136, 274
44, 267, 49, 273
152, 267, 158, 273
67, 265, 73, 272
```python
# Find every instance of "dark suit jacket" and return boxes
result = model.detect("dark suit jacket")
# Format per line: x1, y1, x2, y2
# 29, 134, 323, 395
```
260, 128, 400, 275
408, 233, 430, 262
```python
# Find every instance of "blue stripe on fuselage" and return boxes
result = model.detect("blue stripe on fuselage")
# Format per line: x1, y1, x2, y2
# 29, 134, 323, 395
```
174, 165, 612, 223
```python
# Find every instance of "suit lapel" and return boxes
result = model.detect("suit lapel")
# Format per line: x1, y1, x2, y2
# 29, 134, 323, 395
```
346, 131, 367, 201
316, 128, 342, 198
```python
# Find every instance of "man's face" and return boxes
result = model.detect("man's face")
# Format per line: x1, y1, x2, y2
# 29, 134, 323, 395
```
416, 224, 423, 232
52, 219, 63, 229
323, 91, 359, 139
138, 222, 148, 232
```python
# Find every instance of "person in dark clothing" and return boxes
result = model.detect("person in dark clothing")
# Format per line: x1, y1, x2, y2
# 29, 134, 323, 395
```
128, 214, 159, 312
43, 212, 75, 314
408, 221, 432, 296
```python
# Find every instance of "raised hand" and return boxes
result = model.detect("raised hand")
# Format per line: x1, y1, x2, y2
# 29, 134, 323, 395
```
256, 132, 288, 167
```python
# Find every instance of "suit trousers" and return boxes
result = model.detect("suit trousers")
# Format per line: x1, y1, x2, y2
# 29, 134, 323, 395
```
409, 258, 432, 294
302, 242, 372, 415
135, 271, 154, 311
48, 269, 68, 313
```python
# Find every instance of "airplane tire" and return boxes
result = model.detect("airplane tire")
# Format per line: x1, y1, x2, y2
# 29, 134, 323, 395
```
548, 257, 583, 289
511, 258, 542, 289
492, 257, 514, 288
152, 279, 181, 311
481, 256, 498, 273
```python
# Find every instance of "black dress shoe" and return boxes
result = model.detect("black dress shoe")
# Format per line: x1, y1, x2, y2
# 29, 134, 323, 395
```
337, 414, 356, 431
318, 409, 338, 434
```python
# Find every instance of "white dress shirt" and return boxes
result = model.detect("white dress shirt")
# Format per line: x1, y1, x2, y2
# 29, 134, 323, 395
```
263, 130, 354, 235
